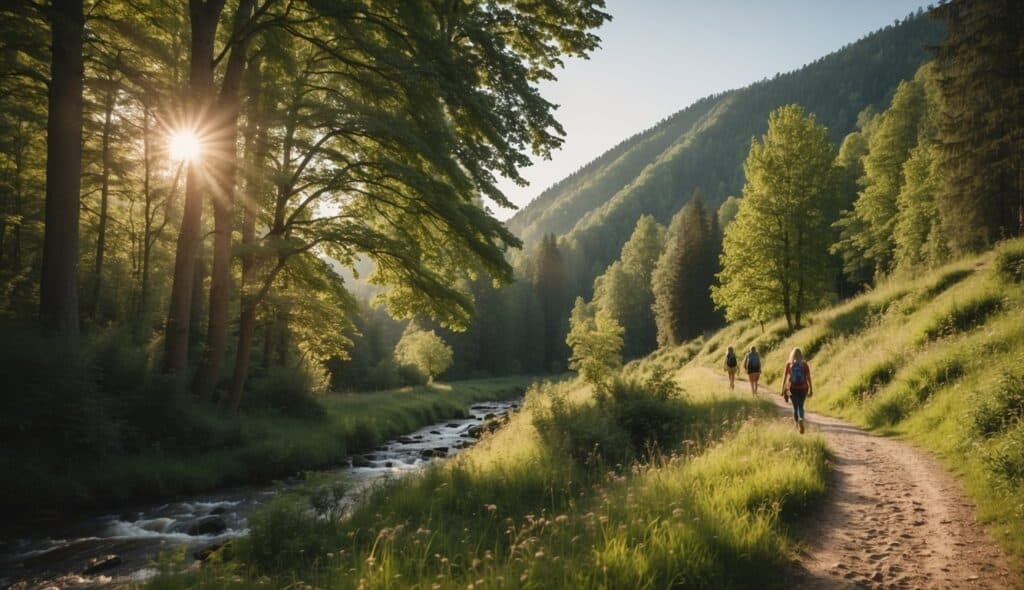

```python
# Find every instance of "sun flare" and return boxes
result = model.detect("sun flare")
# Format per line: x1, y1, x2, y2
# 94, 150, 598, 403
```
168, 130, 202, 162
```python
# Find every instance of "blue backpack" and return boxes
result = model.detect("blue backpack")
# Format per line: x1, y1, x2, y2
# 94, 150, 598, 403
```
790, 362, 806, 387
746, 352, 760, 372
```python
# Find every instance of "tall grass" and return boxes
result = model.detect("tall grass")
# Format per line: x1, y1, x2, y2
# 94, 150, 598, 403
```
148, 368, 827, 589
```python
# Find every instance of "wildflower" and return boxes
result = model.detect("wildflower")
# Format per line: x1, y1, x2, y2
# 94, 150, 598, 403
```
366, 556, 376, 567
485, 504, 498, 512
555, 514, 569, 524
472, 558, 482, 570
534, 550, 545, 559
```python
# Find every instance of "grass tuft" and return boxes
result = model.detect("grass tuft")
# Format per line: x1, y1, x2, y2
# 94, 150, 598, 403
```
995, 243, 1024, 284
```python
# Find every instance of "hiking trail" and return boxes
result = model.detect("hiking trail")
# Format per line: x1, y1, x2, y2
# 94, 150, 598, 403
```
700, 367, 1018, 589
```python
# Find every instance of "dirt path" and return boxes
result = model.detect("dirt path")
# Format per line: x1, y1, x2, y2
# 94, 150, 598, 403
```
704, 369, 1017, 589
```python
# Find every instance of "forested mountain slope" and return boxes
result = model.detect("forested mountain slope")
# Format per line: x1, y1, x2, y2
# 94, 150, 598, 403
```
508, 14, 944, 290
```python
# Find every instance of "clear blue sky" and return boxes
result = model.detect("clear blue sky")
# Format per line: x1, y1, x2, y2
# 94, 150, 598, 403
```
494, 0, 927, 220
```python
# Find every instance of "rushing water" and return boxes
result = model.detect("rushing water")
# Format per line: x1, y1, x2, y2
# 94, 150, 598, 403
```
0, 399, 520, 589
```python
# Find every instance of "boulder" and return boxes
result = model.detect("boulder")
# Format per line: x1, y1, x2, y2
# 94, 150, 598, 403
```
83, 554, 121, 575
350, 455, 371, 468
186, 515, 227, 536
446, 423, 460, 428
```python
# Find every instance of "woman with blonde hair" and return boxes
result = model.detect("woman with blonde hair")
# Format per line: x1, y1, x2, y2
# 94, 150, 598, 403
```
782, 347, 813, 433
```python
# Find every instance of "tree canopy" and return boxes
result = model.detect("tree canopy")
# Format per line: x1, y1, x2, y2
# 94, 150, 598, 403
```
713, 105, 840, 330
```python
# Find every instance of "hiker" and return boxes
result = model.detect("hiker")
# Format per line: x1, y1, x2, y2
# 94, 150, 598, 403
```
724, 346, 738, 389
782, 347, 813, 434
743, 346, 762, 395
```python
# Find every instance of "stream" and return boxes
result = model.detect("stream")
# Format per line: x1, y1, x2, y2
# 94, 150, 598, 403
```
0, 399, 520, 589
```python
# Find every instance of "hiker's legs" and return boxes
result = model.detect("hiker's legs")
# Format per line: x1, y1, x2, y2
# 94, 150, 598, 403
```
751, 373, 760, 394
728, 369, 736, 389
791, 392, 806, 421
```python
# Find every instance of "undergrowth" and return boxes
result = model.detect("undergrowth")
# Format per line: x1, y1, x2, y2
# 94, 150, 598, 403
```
149, 369, 826, 589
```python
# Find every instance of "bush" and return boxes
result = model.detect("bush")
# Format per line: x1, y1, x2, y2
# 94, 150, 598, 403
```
533, 373, 688, 467
598, 373, 686, 455
994, 243, 1024, 284
973, 369, 1024, 438
919, 295, 1003, 342
247, 366, 326, 418
980, 424, 1024, 494
533, 391, 632, 467
242, 482, 345, 571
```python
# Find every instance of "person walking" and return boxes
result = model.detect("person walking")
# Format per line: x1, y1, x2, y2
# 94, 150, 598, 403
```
724, 346, 738, 390
743, 346, 762, 395
782, 347, 812, 434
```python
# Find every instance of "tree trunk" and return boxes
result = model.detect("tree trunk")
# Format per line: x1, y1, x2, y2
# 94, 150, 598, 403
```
163, 0, 224, 374
192, 0, 255, 400
139, 108, 153, 322
39, 0, 85, 339
228, 59, 267, 409
89, 88, 116, 320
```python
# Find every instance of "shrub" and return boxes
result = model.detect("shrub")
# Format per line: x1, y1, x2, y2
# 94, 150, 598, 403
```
919, 295, 1003, 342
533, 391, 632, 467
994, 243, 1024, 283
980, 425, 1024, 494
973, 370, 1024, 438
533, 373, 687, 467
247, 366, 326, 418
242, 481, 346, 571
599, 373, 686, 455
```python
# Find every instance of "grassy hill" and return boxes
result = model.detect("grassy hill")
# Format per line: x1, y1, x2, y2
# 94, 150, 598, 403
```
508, 14, 944, 290
669, 238, 1024, 559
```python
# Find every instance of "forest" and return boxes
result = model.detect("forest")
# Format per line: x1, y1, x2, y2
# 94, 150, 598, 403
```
2, 0, 1024, 588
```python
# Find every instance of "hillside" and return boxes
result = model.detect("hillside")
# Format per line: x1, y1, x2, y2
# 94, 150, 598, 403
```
638, 238, 1024, 563
508, 14, 944, 288
145, 241, 1024, 589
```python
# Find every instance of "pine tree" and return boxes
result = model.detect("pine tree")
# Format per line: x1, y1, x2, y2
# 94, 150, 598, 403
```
593, 215, 664, 358
534, 234, 567, 371
713, 105, 840, 330
837, 79, 925, 278
932, 0, 1024, 250
39, 0, 85, 339
652, 189, 718, 346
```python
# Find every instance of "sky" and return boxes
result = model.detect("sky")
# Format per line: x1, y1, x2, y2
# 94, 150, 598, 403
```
493, 0, 928, 220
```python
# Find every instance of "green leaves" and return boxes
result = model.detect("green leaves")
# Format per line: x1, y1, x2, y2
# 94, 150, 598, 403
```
566, 296, 623, 391
394, 323, 454, 382
713, 105, 840, 330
